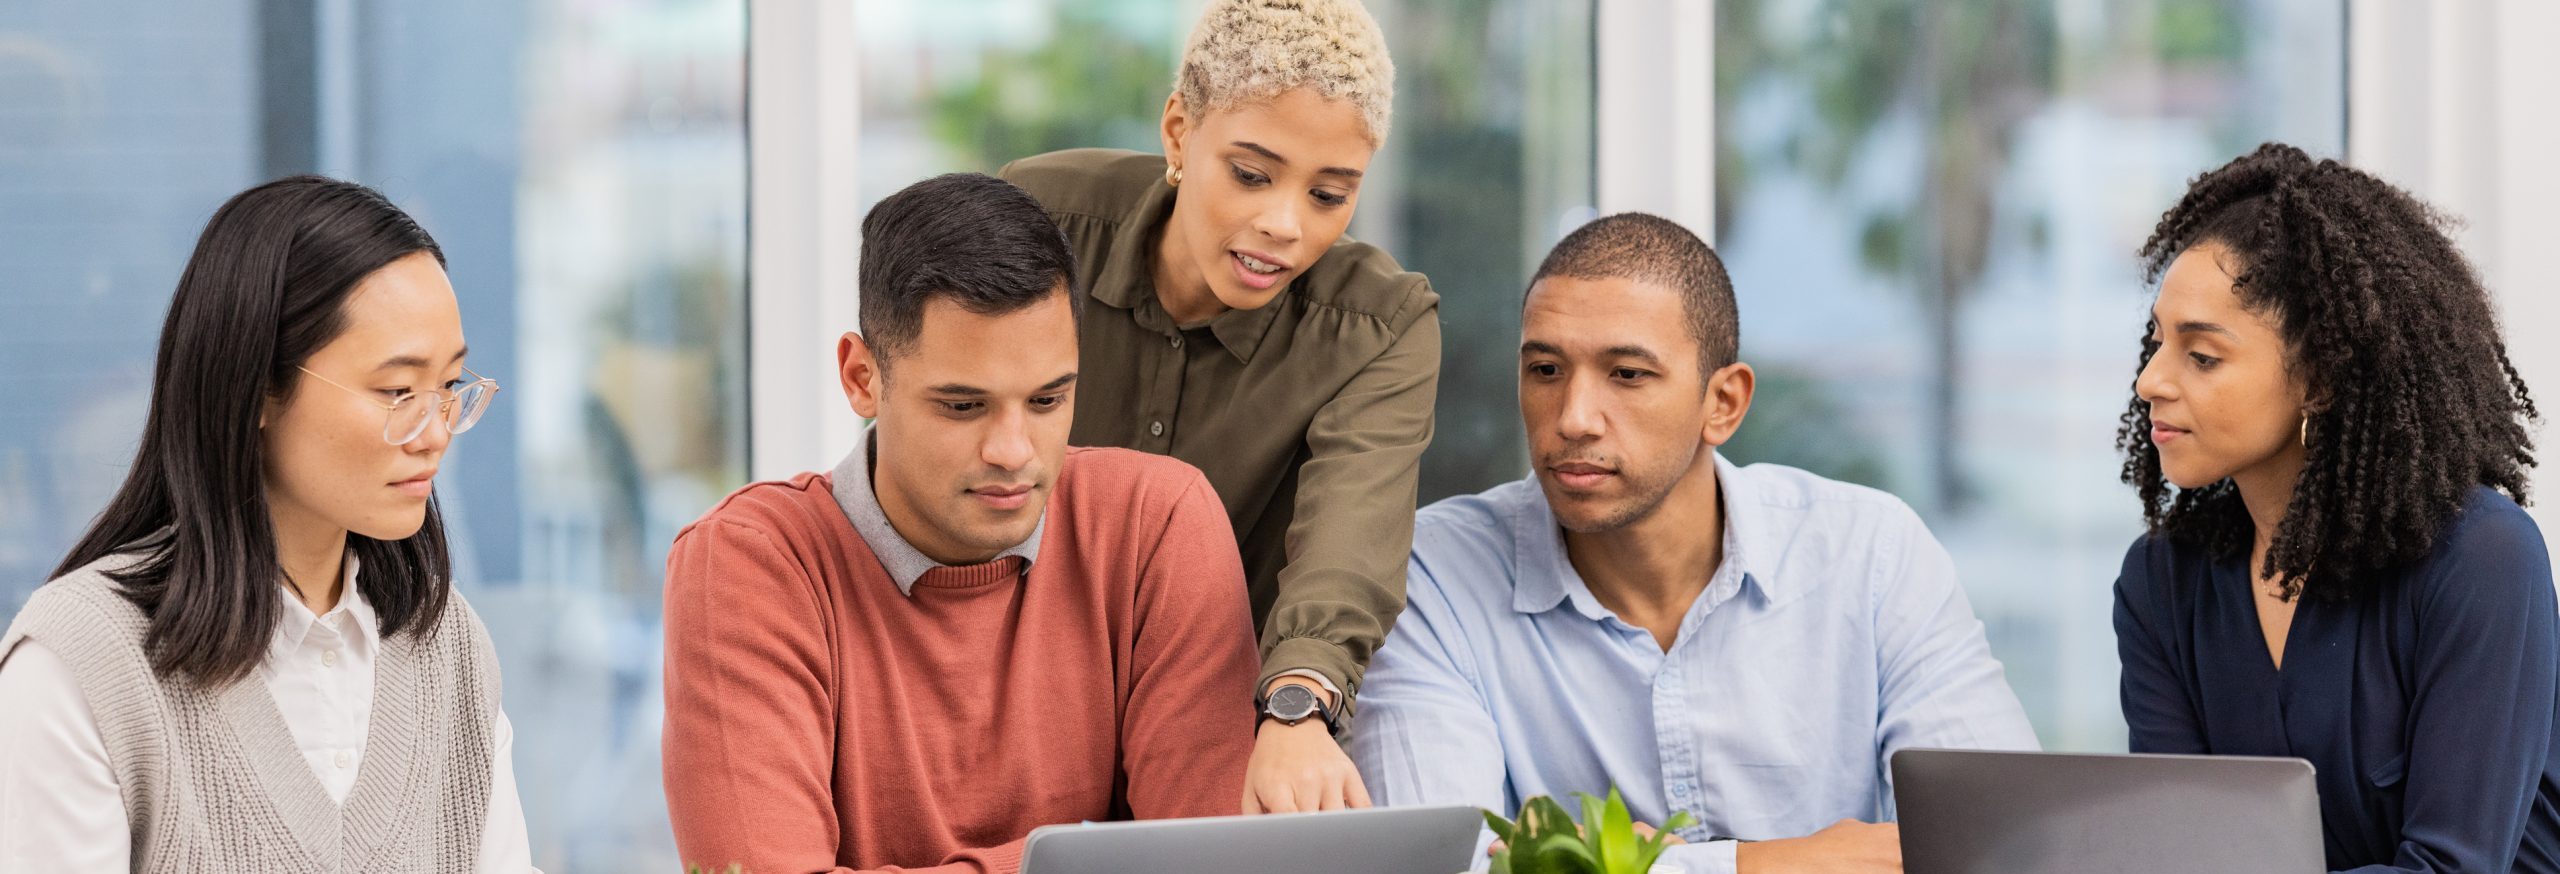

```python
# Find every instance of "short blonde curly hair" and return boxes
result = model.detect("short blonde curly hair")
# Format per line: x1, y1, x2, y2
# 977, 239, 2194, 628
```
1175, 0, 1396, 145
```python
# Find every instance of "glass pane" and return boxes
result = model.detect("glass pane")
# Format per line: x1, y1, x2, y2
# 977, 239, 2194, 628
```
851, 0, 1595, 500
0, 0, 747, 868
1712, 0, 2345, 750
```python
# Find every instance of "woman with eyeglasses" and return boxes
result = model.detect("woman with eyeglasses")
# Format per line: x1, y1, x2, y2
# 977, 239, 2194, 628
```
0, 176, 536, 871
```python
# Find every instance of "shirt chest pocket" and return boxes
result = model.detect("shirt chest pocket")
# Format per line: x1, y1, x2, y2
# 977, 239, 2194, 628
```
1684, 680, 1817, 838
1691, 737, 1810, 840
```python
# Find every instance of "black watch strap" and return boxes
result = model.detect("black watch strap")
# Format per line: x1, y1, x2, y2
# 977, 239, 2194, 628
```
1257, 681, 1345, 735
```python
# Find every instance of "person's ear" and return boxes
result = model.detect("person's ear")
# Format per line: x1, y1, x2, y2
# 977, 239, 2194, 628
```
259, 386, 286, 430
2296, 372, 2327, 416
1160, 93, 1195, 181
1700, 361, 1756, 448
839, 332, 885, 420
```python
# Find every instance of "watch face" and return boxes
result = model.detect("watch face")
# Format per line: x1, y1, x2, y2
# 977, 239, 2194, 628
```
1267, 683, 1319, 721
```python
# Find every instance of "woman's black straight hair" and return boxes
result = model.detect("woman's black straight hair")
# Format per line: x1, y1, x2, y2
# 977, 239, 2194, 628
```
53, 175, 456, 688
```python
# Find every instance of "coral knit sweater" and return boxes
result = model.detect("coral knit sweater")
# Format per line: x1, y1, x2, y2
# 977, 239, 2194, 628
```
662, 447, 1260, 874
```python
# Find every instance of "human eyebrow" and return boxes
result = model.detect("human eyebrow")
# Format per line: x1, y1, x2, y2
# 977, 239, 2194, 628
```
1232, 141, 1362, 179
372, 346, 468, 371
1602, 345, 1667, 368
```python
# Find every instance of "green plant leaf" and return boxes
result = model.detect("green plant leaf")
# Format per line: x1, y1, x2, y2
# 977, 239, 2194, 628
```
1484, 808, 1518, 843
1661, 810, 1697, 834
1602, 788, 1639, 871
1633, 831, 1675, 871
1577, 792, 1609, 865
1631, 810, 1699, 871
1520, 832, 1599, 872
1633, 832, 1666, 864
1526, 796, 1580, 842
1502, 795, 1607, 874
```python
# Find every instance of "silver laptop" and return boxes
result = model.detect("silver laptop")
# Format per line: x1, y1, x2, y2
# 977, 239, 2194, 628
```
1891, 748, 2323, 874
1020, 805, 1484, 874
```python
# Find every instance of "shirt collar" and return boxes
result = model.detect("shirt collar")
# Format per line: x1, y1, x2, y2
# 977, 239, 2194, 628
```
1203, 302, 1281, 364
831, 426, 1044, 596
271, 551, 377, 657
1509, 452, 1768, 616
1090, 170, 1283, 365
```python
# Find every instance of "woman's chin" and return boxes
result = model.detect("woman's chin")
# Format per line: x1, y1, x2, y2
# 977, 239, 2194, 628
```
350, 511, 430, 543
2160, 465, 2225, 493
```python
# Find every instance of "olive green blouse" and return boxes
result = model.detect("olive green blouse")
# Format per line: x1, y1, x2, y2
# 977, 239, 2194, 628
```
1000, 148, 1441, 712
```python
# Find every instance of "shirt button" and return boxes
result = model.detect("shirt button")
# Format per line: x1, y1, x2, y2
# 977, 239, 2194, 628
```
334, 750, 352, 769
321, 650, 338, 667
1149, 421, 1165, 437
1170, 335, 1184, 349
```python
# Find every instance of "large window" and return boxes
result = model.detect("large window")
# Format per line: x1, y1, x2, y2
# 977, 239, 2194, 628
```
849, 0, 1595, 500
1711, 0, 2345, 750
0, 0, 2360, 865
0, 0, 745, 868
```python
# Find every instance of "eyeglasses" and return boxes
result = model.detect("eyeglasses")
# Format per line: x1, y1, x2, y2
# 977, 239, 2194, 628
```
295, 365, 502, 445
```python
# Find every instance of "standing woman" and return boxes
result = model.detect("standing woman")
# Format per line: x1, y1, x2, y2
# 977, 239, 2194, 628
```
999, 0, 1435, 814
2114, 143, 2560, 872
0, 176, 537, 871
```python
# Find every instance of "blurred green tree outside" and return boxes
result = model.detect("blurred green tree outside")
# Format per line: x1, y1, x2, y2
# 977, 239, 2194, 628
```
1712, 0, 2255, 511
927, 11, 1173, 165
1713, 0, 2060, 510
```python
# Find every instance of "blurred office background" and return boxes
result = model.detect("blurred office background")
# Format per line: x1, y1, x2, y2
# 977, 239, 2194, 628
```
3, 1, 2555, 869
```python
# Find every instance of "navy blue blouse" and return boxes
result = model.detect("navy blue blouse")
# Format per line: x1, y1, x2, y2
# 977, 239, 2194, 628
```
2116, 487, 2560, 873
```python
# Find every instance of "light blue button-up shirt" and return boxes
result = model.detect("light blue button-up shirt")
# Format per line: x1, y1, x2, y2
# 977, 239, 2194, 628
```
1349, 456, 2038, 874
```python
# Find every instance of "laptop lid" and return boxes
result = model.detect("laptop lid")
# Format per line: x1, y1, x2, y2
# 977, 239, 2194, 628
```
1891, 748, 2324, 874
1020, 805, 1485, 874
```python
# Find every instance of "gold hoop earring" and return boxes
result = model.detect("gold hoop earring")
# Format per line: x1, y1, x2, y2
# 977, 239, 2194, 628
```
1166, 164, 1182, 187
2299, 417, 2310, 447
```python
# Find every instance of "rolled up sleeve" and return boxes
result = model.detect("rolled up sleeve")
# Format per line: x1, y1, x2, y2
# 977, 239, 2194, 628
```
1259, 309, 1441, 715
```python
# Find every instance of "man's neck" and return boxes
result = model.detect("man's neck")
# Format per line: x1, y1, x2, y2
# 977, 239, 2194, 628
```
1562, 451, 1725, 651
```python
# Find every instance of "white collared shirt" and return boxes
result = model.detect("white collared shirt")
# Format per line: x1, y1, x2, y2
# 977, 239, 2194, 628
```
264, 561, 383, 799
0, 555, 539, 872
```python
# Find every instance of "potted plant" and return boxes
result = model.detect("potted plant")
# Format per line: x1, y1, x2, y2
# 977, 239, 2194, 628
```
1482, 788, 1696, 874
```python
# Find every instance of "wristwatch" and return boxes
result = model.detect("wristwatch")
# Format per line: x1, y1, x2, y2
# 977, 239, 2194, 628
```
1257, 681, 1345, 736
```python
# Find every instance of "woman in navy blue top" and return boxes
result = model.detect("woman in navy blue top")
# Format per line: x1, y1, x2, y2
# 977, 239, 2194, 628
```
2113, 142, 2560, 873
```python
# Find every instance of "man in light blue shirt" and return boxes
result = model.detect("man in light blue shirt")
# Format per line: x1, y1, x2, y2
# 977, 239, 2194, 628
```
1348, 213, 2037, 874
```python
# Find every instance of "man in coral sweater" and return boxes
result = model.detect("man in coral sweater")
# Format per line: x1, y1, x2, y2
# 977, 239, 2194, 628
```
661, 173, 1260, 874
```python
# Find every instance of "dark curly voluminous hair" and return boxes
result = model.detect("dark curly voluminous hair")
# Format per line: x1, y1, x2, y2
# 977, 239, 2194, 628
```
2116, 142, 2539, 600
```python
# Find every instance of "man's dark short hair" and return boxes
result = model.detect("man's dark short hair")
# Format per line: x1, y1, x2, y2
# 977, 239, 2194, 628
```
1528, 212, 1739, 376
858, 173, 1077, 367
